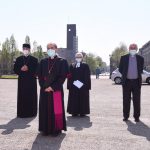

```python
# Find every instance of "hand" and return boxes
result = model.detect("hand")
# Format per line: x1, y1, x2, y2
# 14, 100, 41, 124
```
21, 65, 28, 71
21, 66, 25, 71
24, 65, 28, 71
45, 86, 54, 92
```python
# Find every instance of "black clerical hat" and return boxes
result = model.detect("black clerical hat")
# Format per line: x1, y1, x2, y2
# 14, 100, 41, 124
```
22, 43, 31, 49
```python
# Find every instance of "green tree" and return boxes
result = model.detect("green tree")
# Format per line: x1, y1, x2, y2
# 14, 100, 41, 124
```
10, 34, 20, 73
95, 56, 103, 67
86, 53, 97, 74
25, 35, 31, 45
32, 45, 44, 61
111, 43, 128, 68
84, 53, 106, 74
33, 41, 38, 53
0, 38, 11, 74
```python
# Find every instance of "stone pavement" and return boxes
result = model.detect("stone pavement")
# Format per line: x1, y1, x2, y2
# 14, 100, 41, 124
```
0, 78, 150, 150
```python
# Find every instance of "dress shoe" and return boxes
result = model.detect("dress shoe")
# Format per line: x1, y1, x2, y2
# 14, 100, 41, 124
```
80, 114, 86, 117
51, 131, 62, 137
41, 132, 48, 136
123, 118, 128, 121
135, 118, 140, 122
72, 114, 78, 117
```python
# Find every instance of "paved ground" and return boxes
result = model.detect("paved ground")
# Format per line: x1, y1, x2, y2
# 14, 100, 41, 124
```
0, 77, 150, 150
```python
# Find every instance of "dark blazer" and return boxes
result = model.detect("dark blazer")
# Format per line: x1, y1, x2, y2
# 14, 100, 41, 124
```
119, 54, 144, 85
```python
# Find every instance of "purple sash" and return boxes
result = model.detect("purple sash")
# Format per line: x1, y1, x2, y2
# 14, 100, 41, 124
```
53, 91, 63, 130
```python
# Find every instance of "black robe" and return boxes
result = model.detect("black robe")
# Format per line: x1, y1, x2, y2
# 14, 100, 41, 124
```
38, 56, 69, 134
67, 62, 91, 115
13, 55, 38, 118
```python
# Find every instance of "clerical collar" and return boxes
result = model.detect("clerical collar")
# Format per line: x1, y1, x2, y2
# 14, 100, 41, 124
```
76, 62, 81, 68
49, 55, 57, 60
24, 55, 30, 58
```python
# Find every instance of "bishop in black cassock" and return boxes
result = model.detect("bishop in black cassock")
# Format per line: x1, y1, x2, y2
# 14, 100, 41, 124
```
38, 43, 69, 136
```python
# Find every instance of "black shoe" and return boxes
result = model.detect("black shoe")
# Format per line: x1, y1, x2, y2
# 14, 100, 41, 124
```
72, 114, 78, 117
135, 118, 140, 122
41, 132, 48, 136
123, 118, 128, 121
51, 131, 62, 137
80, 114, 86, 117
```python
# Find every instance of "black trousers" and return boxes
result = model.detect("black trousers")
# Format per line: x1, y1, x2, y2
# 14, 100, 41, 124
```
122, 79, 141, 119
96, 74, 99, 79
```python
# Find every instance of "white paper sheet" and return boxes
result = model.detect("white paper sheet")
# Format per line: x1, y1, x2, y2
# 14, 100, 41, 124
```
73, 80, 84, 89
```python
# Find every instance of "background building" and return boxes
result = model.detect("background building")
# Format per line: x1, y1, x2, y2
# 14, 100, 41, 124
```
57, 24, 78, 64
139, 41, 150, 71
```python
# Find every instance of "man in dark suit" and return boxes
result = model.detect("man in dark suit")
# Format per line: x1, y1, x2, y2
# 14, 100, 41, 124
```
119, 43, 144, 122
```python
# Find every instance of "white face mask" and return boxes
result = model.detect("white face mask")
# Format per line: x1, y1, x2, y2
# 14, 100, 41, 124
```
47, 49, 56, 58
76, 58, 82, 63
23, 50, 30, 56
129, 50, 137, 56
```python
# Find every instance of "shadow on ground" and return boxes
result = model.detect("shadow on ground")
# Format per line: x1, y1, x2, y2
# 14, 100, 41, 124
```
0, 117, 34, 135
30, 133, 66, 150
67, 116, 92, 131
126, 120, 150, 141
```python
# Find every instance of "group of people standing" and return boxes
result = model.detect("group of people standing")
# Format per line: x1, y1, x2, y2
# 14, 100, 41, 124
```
13, 42, 145, 136
13, 43, 91, 136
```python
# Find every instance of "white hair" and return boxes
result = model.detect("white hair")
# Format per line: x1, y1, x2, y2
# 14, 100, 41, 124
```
75, 52, 83, 58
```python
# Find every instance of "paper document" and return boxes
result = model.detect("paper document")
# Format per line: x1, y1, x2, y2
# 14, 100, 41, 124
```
73, 80, 84, 89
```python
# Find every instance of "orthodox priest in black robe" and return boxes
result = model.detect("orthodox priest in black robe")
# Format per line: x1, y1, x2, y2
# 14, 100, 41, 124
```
13, 43, 38, 118
67, 52, 91, 117
38, 43, 69, 136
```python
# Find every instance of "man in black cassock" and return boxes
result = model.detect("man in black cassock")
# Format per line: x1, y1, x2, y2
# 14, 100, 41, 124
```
67, 52, 91, 117
14, 43, 38, 118
38, 43, 69, 136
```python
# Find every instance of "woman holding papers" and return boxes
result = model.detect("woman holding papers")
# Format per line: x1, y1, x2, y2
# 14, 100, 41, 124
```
67, 52, 91, 117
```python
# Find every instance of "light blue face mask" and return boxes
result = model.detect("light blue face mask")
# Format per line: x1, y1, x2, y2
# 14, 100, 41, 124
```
47, 49, 56, 58
129, 50, 137, 56
76, 58, 82, 63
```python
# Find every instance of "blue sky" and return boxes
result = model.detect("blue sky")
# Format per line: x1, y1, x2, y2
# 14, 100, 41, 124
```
0, 0, 150, 64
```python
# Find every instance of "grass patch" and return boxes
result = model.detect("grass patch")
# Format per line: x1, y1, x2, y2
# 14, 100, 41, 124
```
0, 75, 18, 79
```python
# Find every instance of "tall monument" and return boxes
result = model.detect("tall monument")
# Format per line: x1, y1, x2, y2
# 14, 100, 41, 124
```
57, 24, 78, 64
67, 24, 77, 51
